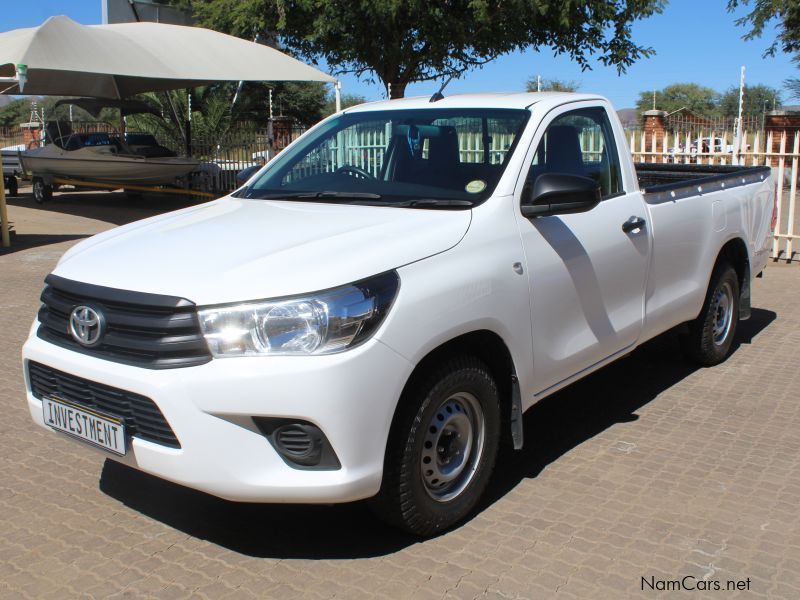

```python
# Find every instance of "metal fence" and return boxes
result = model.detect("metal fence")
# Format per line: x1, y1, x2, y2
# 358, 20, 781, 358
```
0, 126, 24, 149
664, 114, 761, 135
284, 126, 520, 184
627, 129, 800, 262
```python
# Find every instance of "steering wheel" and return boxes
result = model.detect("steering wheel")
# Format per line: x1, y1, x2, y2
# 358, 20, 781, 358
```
335, 165, 375, 180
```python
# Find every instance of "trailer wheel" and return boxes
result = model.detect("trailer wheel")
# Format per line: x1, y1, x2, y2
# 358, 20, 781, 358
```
680, 262, 740, 366
370, 356, 500, 536
32, 177, 53, 204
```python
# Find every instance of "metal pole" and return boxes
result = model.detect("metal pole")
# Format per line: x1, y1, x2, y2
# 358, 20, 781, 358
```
734, 66, 745, 166
335, 80, 342, 113
0, 171, 9, 248
267, 88, 274, 160
185, 89, 192, 157
164, 91, 187, 148
537, 75, 541, 92
269, 88, 273, 120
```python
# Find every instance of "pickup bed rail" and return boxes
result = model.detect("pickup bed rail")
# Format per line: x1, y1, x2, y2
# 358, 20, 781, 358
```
636, 163, 771, 204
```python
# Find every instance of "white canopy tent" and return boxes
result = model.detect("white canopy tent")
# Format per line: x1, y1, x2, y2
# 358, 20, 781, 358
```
0, 15, 335, 96
0, 15, 340, 247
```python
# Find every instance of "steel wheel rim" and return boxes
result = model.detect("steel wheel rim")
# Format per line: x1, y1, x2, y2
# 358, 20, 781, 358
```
711, 281, 734, 346
421, 391, 485, 502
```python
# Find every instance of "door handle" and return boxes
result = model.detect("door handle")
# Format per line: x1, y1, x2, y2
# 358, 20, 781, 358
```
622, 216, 646, 233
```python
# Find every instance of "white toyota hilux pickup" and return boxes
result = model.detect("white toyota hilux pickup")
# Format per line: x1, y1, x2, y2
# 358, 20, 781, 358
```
22, 93, 775, 535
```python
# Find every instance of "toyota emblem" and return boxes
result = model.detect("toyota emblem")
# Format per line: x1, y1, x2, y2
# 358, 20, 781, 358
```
69, 305, 105, 347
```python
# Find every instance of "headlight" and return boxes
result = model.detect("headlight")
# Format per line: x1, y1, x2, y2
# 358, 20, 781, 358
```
198, 271, 399, 357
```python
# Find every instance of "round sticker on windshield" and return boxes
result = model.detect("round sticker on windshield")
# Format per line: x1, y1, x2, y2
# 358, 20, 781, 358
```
465, 180, 486, 194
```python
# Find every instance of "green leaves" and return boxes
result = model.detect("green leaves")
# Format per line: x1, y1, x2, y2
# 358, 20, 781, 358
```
180, 0, 664, 96
636, 83, 722, 117
728, 0, 800, 57
634, 82, 783, 118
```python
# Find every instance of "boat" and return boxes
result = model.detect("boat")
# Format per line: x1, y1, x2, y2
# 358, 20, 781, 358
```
20, 98, 199, 199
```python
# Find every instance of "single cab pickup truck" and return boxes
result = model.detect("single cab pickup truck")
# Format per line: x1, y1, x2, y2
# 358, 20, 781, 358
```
22, 93, 775, 535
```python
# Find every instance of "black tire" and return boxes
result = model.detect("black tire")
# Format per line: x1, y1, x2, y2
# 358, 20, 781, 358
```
680, 262, 740, 366
32, 177, 53, 204
370, 356, 501, 536
5, 176, 17, 197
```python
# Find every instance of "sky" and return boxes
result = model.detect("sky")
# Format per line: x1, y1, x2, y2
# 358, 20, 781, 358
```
3, 0, 798, 109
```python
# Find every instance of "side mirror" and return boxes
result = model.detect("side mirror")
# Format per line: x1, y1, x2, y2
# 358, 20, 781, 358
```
521, 173, 601, 218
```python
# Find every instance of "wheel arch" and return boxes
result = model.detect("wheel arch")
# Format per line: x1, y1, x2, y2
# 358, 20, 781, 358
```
714, 237, 751, 320
389, 329, 523, 453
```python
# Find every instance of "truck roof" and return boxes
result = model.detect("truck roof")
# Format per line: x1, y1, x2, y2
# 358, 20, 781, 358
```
345, 92, 607, 112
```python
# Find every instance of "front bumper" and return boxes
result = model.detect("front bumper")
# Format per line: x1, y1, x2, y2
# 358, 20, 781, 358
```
23, 329, 413, 503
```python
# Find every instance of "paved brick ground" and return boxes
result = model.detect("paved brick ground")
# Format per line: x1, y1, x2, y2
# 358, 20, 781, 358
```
2, 189, 799, 599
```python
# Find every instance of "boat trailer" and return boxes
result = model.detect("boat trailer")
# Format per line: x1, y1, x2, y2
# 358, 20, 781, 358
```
31, 175, 217, 204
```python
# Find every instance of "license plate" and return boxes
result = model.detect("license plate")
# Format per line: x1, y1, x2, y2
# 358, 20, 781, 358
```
41, 396, 127, 456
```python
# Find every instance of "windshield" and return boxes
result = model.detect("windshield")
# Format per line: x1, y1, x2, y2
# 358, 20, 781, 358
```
241, 108, 530, 208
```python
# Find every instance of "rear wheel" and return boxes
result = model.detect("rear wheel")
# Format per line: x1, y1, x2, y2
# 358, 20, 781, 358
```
680, 262, 740, 366
32, 177, 53, 204
371, 356, 500, 536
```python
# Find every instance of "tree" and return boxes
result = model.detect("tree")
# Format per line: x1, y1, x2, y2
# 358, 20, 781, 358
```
0, 98, 33, 128
0, 96, 113, 128
181, 0, 665, 98
524, 78, 580, 92
267, 82, 328, 126
728, 1, 800, 98
787, 79, 800, 101
323, 93, 367, 117
728, 0, 800, 57
635, 83, 720, 116
718, 84, 782, 118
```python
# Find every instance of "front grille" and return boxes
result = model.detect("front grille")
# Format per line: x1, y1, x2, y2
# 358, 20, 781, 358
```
37, 274, 211, 369
28, 361, 180, 448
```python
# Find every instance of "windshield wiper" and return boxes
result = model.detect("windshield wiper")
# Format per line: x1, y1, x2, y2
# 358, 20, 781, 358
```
397, 199, 474, 208
243, 189, 471, 208
246, 189, 381, 200
313, 191, 383, 199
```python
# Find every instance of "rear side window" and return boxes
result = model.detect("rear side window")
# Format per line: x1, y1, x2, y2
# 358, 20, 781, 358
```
422, 116, 526, 166
528, 107, 623, 198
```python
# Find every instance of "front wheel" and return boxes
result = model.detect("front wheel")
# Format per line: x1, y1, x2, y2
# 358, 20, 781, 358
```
371, 356, 500, 536
680, 262, 740, 366
32, 177, 53, 204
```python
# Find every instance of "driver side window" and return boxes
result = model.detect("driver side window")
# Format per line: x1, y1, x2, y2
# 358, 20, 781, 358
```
527, 107, 623, 199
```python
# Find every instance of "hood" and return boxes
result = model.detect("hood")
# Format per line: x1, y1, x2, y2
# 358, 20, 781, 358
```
53, 197, 471, 305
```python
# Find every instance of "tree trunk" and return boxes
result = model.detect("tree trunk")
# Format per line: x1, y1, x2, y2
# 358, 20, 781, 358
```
388, 81, 407, 99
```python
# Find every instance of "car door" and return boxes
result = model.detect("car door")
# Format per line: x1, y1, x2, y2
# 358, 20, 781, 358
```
516, 104, 650, 395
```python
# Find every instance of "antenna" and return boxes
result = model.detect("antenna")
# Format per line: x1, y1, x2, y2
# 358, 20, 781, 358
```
429, 75, 455, 103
